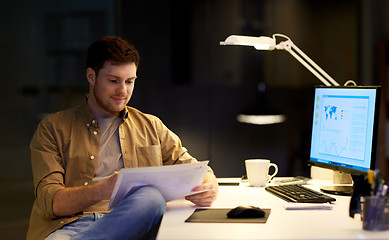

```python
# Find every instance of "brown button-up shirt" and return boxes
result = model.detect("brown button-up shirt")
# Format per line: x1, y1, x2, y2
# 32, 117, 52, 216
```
27, 97, 197, 240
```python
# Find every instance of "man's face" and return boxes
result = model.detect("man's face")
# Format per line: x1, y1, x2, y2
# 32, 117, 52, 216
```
88, 61, 137, 116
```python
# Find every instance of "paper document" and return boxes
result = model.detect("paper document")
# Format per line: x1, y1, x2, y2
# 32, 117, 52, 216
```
283, 202, 333, 210
108, 161, 209, 209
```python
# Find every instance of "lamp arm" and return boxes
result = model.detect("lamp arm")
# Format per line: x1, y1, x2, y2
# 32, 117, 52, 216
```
277, 39, 340, 86
290, 43, 340, 86
287, 47, 332, 86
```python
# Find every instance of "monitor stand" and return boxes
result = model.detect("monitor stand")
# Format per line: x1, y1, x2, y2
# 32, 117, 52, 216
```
320, 171, 353, 196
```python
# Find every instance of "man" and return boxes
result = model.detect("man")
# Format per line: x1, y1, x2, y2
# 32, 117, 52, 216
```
27, 36, 218, 240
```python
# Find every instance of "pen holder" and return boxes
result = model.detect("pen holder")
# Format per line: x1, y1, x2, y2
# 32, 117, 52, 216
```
361, 196, 389, 231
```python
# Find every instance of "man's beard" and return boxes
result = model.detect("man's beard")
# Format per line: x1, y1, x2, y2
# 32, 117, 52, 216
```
93, 87, 127, 115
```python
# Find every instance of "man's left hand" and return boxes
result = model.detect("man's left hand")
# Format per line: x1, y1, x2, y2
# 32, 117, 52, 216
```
185, 172, 219, 207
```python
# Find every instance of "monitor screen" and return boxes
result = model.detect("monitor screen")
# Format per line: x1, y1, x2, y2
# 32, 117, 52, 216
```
309, 86, 380, 176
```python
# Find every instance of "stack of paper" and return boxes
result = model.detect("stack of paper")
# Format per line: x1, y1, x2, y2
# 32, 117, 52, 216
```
108, 161, 209, 209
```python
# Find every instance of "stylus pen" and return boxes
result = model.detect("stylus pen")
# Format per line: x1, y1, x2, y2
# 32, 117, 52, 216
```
374, 180, 384, 198
373, 169, 381, 195
382, 185, 388, 197
367, 170, 374, 195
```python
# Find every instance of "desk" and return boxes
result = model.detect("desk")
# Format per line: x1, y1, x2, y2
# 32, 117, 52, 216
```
157, 179, 389, 240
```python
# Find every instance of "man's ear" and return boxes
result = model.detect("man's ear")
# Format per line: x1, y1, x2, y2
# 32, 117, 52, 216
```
86, 68, 96, 86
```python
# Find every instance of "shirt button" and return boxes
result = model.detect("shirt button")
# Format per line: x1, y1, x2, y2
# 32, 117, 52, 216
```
60, 221, 65, 224
93, 131, 98, 135
84, 182, 88, 186
86, 123, 90, 127
92, 120, 96, 124
90, 155, 95, 160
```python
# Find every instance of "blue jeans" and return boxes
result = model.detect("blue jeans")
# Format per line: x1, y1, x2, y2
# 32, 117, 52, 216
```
45, 186, 166, 240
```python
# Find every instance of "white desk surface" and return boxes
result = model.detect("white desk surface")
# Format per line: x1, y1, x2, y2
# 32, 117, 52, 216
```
157, 178, 389, 240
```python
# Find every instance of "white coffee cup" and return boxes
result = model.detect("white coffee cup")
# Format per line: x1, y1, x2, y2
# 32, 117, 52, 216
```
245, 159, 278, 187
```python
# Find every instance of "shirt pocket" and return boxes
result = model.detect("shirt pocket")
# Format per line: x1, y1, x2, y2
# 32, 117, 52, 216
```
136, 145, 163, 167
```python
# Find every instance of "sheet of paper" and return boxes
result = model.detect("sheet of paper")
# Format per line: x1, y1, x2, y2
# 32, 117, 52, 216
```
283, 202, 333, 210
108, 161, 209, 209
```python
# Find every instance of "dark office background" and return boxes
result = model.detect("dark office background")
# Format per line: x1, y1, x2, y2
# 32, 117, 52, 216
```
1, 0, 388, 239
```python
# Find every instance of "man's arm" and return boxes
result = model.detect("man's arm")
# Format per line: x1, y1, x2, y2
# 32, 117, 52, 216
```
52, 173, 118, 216
185, 171, 219, 207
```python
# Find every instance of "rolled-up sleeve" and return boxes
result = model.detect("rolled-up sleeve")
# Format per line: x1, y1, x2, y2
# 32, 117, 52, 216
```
30, 120, 65, 220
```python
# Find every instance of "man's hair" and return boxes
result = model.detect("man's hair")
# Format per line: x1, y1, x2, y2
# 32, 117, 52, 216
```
86, 36, 140, 75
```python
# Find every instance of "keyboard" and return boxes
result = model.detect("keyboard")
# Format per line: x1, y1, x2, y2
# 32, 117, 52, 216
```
265, 184, 336, 203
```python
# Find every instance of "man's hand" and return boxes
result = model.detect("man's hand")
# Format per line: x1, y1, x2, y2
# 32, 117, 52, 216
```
52, 172, 119, 217
98, 172, 119, 199
185, 171, 219, 207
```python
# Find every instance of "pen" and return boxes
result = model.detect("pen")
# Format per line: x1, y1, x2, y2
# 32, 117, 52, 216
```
375, 179, 384, 197
382, 185, 388, 197
373, 169, 381, 195
92, 171, 120, 183
383, 182, 389, 197
367, 169, 374, 183
367, 169, 374, 195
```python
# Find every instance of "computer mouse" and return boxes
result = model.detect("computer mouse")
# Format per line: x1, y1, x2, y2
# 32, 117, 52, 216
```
227, 205, 265, 218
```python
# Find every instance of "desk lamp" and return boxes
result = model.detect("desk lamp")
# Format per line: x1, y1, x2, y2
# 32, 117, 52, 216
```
220, 34, 340, 125
220, 34, 340, 87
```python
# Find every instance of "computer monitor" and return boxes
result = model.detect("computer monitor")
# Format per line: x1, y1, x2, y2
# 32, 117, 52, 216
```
308, 85, 380, 195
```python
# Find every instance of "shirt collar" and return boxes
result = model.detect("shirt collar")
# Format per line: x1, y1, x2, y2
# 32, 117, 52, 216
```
121, 106, 130, 119
79, 95, 98, 128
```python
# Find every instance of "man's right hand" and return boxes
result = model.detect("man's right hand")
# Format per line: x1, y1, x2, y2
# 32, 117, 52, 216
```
52, 172, 119, 217
99, 172, 119, 199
